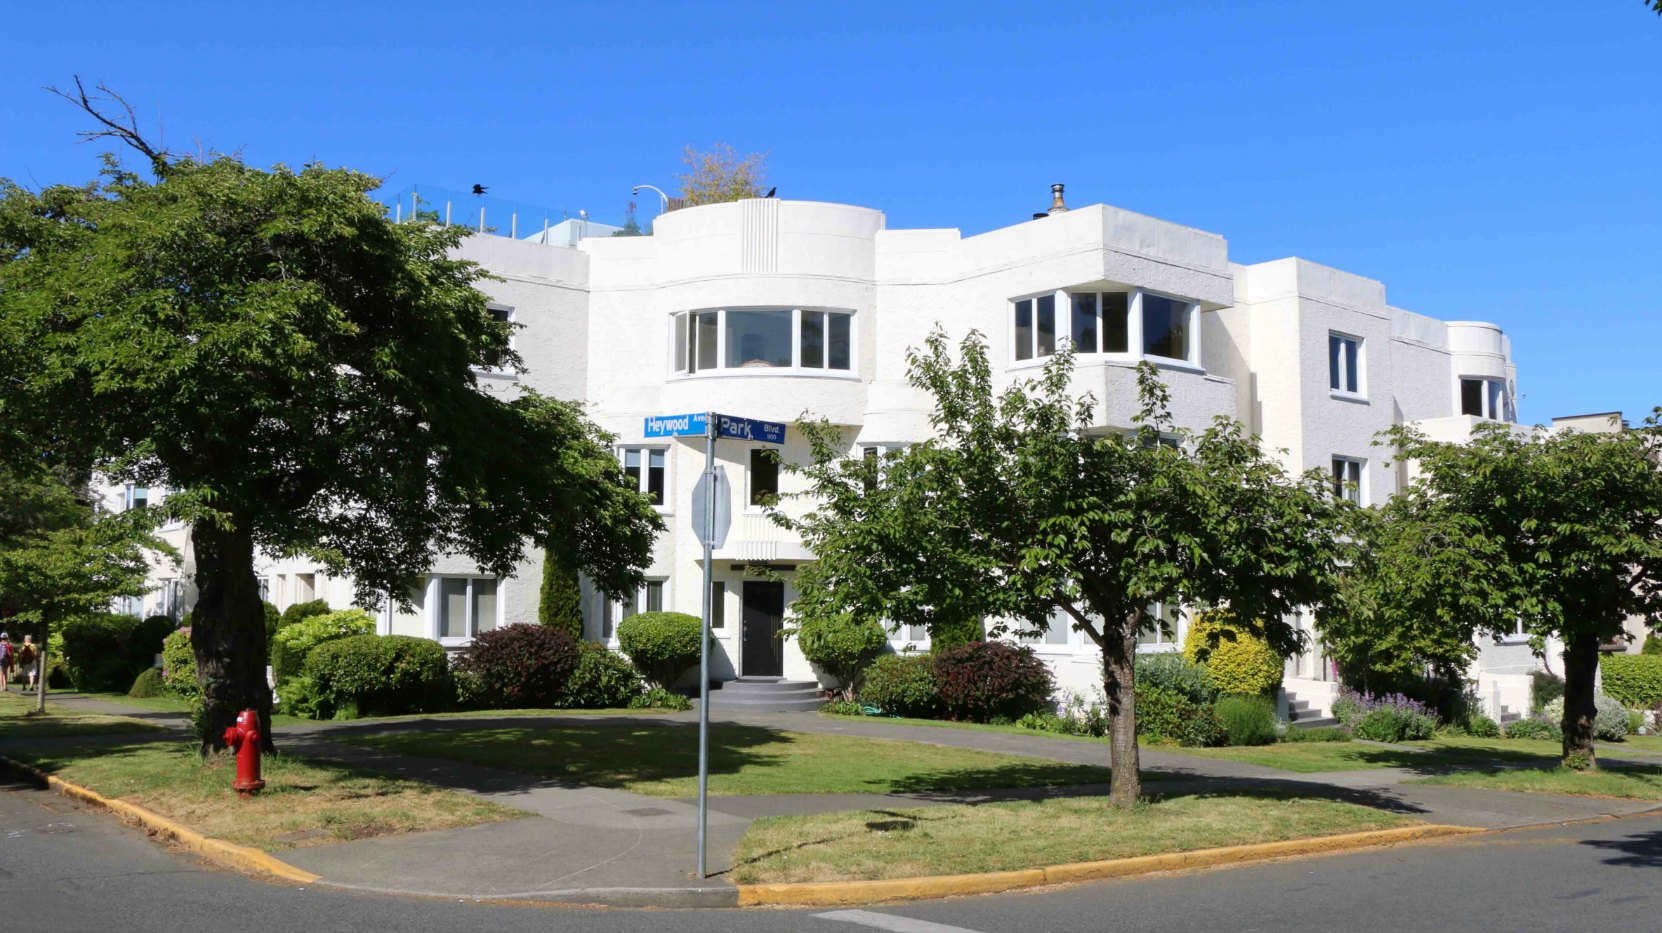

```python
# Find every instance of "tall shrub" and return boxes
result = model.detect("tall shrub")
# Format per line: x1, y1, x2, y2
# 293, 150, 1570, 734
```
161, 628, 198, 698
1600, 655, 1662, 710
859, 653, 939, 718
538, 548, 584, 641
560, 642, 644, 709
932, 641, 1054, 722
616, 611, 702, 688
794, 614, 887, 699
304, 634, 450, 719
454, 623, 581, 709
1214, 695, 1278, 746
1183, 610, 1283, 697
60, 613, 145, 692
271, 609, 375, 682
1134, 652, 1216, 703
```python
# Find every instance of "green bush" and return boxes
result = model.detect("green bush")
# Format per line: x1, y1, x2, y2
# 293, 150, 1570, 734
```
932, 641, 1054, 723
616, 611, 702, 688
127, 667, 166, 698
1541, 695, 1629, 741
262, 601, 281, 650
1134, 652, 1216, 703
303, 634, 450, 719
1600, 655, 1662, 710
271, 610, 375, 683
454, 623, 581, 709
280, 599, 332, 629
859, 653, 940, 718
560, 642, 644, 709
1642, 634, 1662, 656
794, 614, 887, 699
60, 614, 147, 693
1530, 671, 1564, 714
1464, 713, 1502, 738
1284, 725, 1351, 743
1353, 707, 1436, 742
538, 549, 585, 641
131, 615, 176, 668
629, 686, 693, 711
1183, 610, 1283, 697
927, 613, 984, 652
1505, 718, 1561, 741
1215, 695, 1278, 746
160, 628, 197, 698
1136, 685, 1227, 747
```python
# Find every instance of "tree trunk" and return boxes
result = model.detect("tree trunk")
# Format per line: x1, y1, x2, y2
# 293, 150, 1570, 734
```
1560, 633, 1601, 770
1103, 624, 1141, 808
190, 519, 275, 755
34, 609, 50, 714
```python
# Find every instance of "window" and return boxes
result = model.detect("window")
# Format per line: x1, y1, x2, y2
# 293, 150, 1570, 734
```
1460, 377, 1507, 420
481, 304, 515, 371
125, 485, 149, 511
673, 308, 853, 373
1138, 603, 1182, 648
1141, 294, 1191, 361
159, 579, 185, 621
620, 580, 665, 620
256, 578, 270, 603
749, 448, 779, 507
437, 576, 498, 639
621, 447, 667, 506
1329, 333, 1362, 395
1069, 291, 1130, 354
710, 581, 725, 629
1331, 457, 1364, 504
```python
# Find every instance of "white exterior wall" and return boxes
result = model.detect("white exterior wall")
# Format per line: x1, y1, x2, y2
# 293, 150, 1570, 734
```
119, 193, 1532, 706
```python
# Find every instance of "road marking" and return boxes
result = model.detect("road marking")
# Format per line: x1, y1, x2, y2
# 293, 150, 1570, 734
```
813, 908, 988, 933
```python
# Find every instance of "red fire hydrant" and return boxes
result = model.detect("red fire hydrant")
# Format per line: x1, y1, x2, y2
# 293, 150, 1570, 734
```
222, 709, 266, 799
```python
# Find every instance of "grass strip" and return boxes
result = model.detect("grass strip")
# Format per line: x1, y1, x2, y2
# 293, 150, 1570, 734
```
340, 722, 1112, 797
1414, 763, 1662, 799
6, 738, 521, 851
732, 792, 1414, 883
0, 691, 162, 737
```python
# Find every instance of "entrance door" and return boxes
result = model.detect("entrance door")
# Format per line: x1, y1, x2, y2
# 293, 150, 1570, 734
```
741, 581, 785, 677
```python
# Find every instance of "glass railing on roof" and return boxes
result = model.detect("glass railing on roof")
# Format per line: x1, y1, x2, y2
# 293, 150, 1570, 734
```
376, 184, 638, 244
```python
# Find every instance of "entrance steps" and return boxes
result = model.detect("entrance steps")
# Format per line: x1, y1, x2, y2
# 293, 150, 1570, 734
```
1286, 691, 1340, 729
705, 677, 823, 713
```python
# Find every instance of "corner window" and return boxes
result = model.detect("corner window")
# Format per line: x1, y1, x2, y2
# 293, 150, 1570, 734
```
1460, 377, 1507, 420
1011, 295, 1058, 360
437, 576, 498, 638
621, 447, 667, 506
749, 448, 779, 507
1140, 294, 1191, 362
1331, 457, 1364, 505
1013, 289, 1189, 364
1329, 333, 1362, 395
673, 308, 853, 374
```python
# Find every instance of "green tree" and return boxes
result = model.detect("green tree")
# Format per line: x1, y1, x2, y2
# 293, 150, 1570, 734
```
0, 84, 663, 751
538, 547, 585, 640
676, 143, 768, 206
0, 462, 163, 712
611, 201, 648, 237
783, 331, 1343, 806
1351, 418, 1662, 768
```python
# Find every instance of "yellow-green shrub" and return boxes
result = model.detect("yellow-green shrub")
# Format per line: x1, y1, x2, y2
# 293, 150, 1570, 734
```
1182, 610, 1283, 697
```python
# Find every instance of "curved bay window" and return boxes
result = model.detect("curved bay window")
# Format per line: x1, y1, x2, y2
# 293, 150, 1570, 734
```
673, 308, 854, 375
1013, 289, 1198, 367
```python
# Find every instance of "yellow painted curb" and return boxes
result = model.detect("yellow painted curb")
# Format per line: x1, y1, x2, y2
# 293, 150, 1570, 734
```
736, 823, 1482, 907
1, 755, 321, 885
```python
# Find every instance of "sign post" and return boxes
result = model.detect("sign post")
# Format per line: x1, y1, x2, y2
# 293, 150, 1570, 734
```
643, 411, 784, 879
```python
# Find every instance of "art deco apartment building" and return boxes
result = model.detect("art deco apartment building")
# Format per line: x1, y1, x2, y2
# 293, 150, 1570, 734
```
119, 186, 1524, 719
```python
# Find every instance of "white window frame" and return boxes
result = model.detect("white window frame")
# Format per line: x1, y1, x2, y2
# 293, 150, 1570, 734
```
431, 575, 503, 645
1136, 602, 1184, 653
1011, 288, 1200, 370
1459, 376, 1508, 421
747, 447, 780, 512
476, 303, 517, 378
1496, 618, 1531, 645
609, 579, 669, 644
1329, 332, 1365, 399
125, 484, 149, 511
619, 445, 670, 511
1331, 456, 1366, 505
670, 307, 859, 378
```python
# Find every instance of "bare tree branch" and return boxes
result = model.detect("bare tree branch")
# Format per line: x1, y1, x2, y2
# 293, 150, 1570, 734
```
44, 76, 170, 169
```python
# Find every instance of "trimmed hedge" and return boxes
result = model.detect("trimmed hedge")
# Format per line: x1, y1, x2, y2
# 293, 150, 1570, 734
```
304, 634, 451, 719
1505, 718, 1560, 741
1183, 610, 1283, 697
1600, 654, 1662, 709
161, 628, 197, 697
280, 599, 332, 629
795, 614, 887, 698
616, 611, 702, 688
1215, 695, 1278, 746
932, 641, 1054, 722
271, 610, 375, 683
561, 642, 644, 708
61, 614, 147, 693
454, 623, 581, 709
128, 667, 166, 698
859, 653, 940, 718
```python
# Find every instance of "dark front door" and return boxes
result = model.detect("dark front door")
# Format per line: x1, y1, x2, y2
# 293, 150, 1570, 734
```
741, 581, 785, 677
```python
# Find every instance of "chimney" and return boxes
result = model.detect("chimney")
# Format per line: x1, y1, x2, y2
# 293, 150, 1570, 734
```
1048, 183, 1068, 215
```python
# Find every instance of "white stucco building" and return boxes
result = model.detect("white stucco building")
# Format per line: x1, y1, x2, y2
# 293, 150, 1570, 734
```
120, 186, 1530, 718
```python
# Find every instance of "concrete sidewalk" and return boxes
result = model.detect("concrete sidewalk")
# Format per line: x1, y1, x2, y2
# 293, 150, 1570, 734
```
16, 694, 1662, 906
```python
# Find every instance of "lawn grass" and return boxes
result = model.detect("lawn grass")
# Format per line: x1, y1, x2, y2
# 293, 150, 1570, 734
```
339, 721, 1113, 797
1415, 762, 1662, 799
820, 711, 1111, 744
87, 691, 673, 728
0, 691, 162, 737
6, 738, 522, 851
84, 691, 310, 728
731, 792, 1414, 883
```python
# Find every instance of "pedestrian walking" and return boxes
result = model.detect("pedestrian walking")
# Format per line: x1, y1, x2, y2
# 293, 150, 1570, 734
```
0, 632, 13, 691
18, 635, 38, 691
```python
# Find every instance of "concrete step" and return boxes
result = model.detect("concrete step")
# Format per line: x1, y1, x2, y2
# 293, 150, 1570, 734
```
1290, 717, 1341, 729
706, 697, 825, 713
705, 679, 824, 712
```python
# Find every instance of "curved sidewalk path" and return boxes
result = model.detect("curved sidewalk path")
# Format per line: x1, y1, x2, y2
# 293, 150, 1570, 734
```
11, 693, 1662, 906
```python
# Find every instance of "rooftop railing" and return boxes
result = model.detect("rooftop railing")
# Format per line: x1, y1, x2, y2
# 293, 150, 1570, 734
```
377, 184, 632, 243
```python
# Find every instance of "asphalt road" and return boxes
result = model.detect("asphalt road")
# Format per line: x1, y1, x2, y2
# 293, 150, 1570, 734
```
3, 776, 1658, 933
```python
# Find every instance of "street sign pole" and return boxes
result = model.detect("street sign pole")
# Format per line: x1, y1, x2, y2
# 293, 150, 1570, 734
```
695, 410, 715, 879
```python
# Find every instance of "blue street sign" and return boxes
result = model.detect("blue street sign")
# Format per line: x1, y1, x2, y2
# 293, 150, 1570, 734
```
715, 413, 786, 445
643, 412, 708, 438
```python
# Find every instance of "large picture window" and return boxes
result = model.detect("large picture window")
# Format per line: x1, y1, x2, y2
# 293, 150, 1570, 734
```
1140, 294, 1191, 361
1013, 290, 1193, 364
437, 576, 498, 639
674, 308, 853, 374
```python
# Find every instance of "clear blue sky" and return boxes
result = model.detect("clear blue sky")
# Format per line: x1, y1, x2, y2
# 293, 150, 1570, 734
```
2, 1, 1657, 426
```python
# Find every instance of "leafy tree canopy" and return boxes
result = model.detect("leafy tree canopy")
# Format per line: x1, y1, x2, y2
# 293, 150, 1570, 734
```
676, 143, 768, 206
